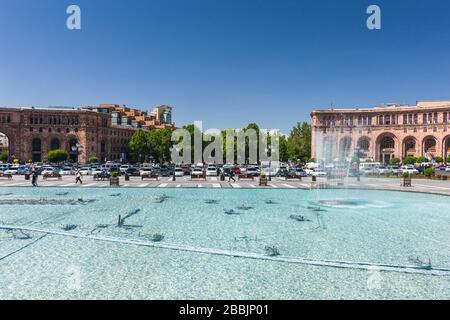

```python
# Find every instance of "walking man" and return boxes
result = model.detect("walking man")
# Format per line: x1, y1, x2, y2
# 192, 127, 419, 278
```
229, 168, 236, 182
75, 169, 83, 184
31, 170, 38, 187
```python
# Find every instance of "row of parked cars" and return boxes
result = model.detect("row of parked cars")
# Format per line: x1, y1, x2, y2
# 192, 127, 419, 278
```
359, 164, 450, 176
359, 165, 419, 176
6, 161, 446, 179
140, 164, 262, 178
0, 163, 83, 176
80, 163, 303, 178
0, 161, 323, 179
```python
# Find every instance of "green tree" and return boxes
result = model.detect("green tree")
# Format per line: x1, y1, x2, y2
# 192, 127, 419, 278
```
244, 123, 260, 164
287, 122, 311, 163
182, 124, 203, 163
447, 156, 450, 164
351, 155, 360, 164
390, 157, 401, 165
0, 151, 8, 162
148, 129, 173, 163
221, 128, 238, 164
434, 156, 444, 163
88, 156, 99, 163
416, 156, 428, 163
403, 156, 417, 165
424, 167, 435, 178
129, 129, 150, 163
279, 135, 289, 162
47, 149, 68, 163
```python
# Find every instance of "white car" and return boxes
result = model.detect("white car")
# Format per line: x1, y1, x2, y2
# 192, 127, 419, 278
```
402, 165, 419, 175
140, 168, 153, 176
389, 166, 402, 174
4, 165, 20, 175
376, 166, 393, 175
41, 167, 55, 175
191, 167, 204, 176
119, 165, 130, 174
206, 165, 218, 176
91, 167, 104, 176
174, 167, 184, 177
445, 166, 450, 172
245, 166, 260, 177
79, 167, 91, 175
360, 167, 376, 175
59, 167, 75, 175
311, 169, 327, 177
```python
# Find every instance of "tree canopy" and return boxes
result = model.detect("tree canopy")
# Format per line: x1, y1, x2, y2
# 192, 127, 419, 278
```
47, 149, 68, 163
128, 122, 313, 164
286, 122, 311, 163
0, 151, 8, 162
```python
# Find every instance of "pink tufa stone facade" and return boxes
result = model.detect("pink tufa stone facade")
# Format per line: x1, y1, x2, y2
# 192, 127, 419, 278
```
0, 105, 174, 164
311, 101, 450, 164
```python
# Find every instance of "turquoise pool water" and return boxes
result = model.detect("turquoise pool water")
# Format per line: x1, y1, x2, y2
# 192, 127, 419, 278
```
0, 187, 448, 299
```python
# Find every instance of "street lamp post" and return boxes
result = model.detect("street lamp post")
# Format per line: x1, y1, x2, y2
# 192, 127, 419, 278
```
354, 146, 362, 182
71, 143, 83, 168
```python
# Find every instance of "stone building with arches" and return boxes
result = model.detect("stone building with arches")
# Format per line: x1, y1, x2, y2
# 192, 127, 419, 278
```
0, 104, 174, 164
311, 100, 450, 164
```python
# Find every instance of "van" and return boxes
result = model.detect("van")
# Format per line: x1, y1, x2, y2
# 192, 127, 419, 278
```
359, 162, 381, 170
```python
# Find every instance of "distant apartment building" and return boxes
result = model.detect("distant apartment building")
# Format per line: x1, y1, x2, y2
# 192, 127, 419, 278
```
0, 104, 174, 163
83, 104, 173, 130
311, 100, 450, 164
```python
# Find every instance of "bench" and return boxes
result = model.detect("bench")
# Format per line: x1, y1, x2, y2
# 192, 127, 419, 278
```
238, 174, 255, 181
0, 173, 13, 180
141, 173, 159, 181
191, 174, 206, 180
43, 173, 62, 180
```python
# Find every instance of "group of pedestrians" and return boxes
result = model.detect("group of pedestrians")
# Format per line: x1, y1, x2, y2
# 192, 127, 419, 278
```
29, 168, 83, 186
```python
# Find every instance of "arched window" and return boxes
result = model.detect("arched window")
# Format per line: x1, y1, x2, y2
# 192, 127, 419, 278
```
357, 138, 370, 151
31, 138, 42, 162
101, 140, 107, 153
32, 138, 41, 152
424, 138, 437, 153
50, 138, 60, 151
380, 136, 395, 149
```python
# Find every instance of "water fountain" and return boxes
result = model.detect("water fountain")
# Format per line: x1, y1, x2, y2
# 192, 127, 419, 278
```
309, 119, 365, 209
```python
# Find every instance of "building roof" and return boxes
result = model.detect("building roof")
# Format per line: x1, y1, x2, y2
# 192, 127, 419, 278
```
312, 100, 450, 114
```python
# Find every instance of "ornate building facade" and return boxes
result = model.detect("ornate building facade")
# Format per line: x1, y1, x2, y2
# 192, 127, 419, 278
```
311, 100, 450, 164
0, 104, 174, 163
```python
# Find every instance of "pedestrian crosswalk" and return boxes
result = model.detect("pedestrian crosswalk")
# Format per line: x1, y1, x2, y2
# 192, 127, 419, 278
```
0, 177, 310, 189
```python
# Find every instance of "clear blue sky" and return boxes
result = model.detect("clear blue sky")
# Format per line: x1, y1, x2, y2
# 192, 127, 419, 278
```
1, 0, 450, 132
